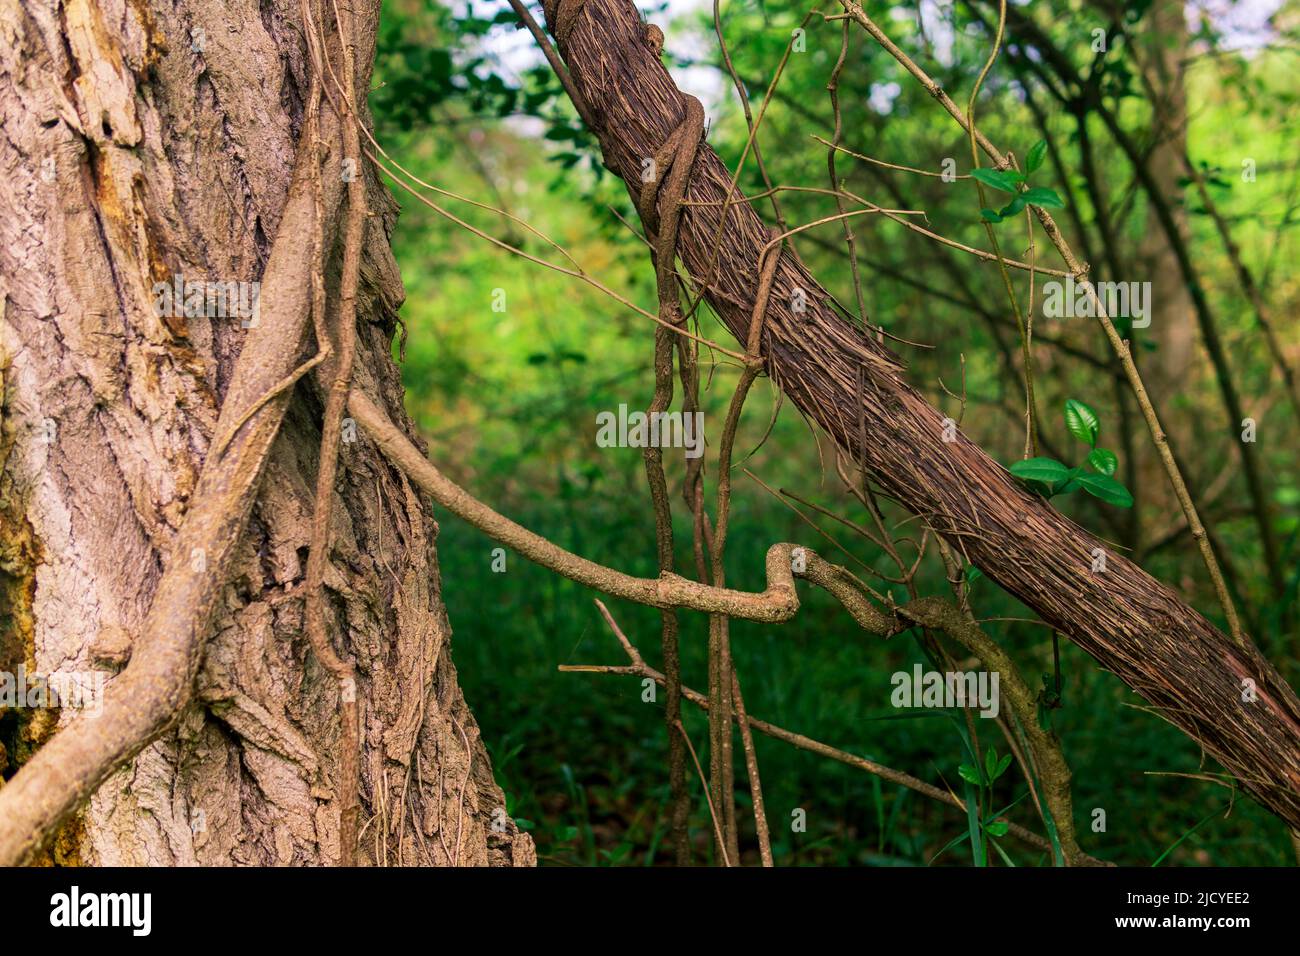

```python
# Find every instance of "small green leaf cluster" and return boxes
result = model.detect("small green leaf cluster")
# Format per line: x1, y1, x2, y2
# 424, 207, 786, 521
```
974, 140, 1065, 223
1008, 400, 1134, 507
959, 745, 1014, 797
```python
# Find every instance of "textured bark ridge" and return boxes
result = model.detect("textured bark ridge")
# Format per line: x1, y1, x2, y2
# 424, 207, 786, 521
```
546, 0, 1300, 827
0, 0, 532, 865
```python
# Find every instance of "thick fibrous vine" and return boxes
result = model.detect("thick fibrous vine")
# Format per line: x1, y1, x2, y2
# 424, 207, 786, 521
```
538, 0, 1300, 829
350, 387, 1109, 861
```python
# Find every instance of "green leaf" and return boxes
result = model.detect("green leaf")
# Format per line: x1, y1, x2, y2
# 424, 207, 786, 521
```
986, 820, 1010, 838
1087, 447, 1119, 476
1022, 186, 1065, 208
958, 763, 983, 786
1026, 140, 1048, 174
1076, 472, 1134, 508
1063, 399, 1100, 446
998, 194, 1028, 218
994, 753, 1013, 780
985, 746, 998, 780
971, 167, 1024, 193
1009, 457, 1072, 485
1056, 466, 1083, 495
963, 781, 986, 867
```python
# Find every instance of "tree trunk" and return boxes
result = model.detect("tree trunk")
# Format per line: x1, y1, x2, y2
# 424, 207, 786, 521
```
0, 0, 533, 866
1136, 0, 1197, 396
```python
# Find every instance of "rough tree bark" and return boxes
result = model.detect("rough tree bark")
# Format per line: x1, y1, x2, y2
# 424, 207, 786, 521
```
0, 0, 533, 866
542, 0, 1300, 829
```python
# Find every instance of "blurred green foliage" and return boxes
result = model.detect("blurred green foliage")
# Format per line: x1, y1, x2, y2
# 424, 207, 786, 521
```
370, 0, 1300, 865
